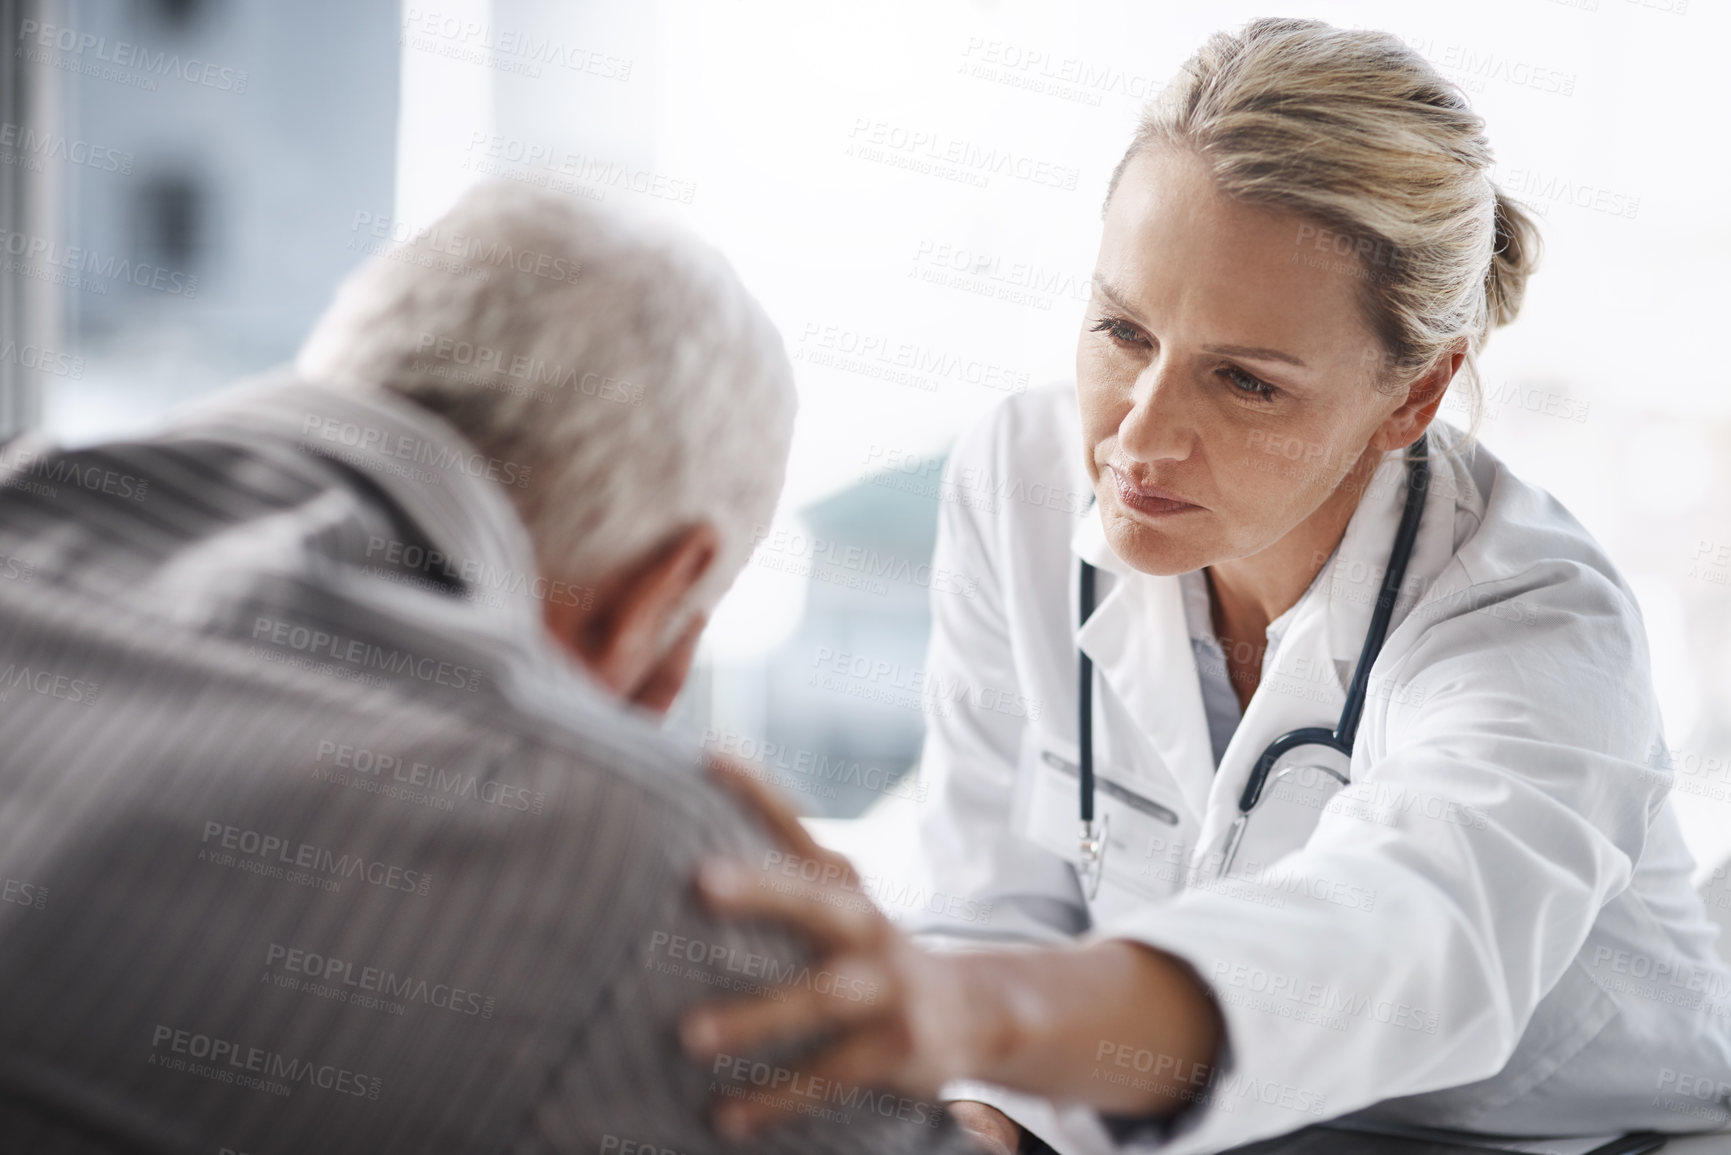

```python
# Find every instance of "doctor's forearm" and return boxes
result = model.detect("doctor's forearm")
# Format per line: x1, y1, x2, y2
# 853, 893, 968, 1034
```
954, 939, 1225, 1114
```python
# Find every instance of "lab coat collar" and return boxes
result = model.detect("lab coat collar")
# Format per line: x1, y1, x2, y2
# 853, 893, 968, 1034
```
1199, 441, 1461, 851
1067, 438, 1465, 839
1070, 501, 1218, 821
1317, 437, 1468, 707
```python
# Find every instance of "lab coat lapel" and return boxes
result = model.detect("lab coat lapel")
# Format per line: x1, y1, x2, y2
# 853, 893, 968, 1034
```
1197, 444, 1454, 857
1200, 590, 1346, 856
1065, 442, 1463, 852
1070, 503, 1216, 821
1317, 439, 1467, 719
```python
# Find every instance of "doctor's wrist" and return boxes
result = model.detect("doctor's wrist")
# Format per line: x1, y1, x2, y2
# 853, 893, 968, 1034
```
939, 949, 1044, 1083
946, 940, 1225, 1116
926, 949, 1030, 1087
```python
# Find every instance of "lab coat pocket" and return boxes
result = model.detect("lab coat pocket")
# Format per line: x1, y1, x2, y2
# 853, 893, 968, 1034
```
1011, 726, 1193, 915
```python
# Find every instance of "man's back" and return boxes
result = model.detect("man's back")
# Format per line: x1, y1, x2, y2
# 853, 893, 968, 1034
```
0, 378, 969, 1154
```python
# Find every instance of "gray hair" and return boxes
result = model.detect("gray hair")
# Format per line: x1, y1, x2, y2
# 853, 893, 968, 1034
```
295, 180, 796, 617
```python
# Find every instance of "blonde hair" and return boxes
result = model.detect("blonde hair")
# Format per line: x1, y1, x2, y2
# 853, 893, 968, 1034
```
1108, 17, 1541, 444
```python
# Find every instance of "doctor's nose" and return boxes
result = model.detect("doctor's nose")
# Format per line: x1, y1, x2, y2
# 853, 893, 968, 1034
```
1117, 361, 1197, 464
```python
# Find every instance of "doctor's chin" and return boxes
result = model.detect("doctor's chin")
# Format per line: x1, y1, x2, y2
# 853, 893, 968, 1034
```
1, 6, 1727, 1155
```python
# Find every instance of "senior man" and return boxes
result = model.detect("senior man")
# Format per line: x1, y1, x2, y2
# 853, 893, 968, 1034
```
0, 183, 974, 1155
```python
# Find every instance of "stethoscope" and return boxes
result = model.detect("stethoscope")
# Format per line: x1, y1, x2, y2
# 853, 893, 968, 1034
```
1075, 433, 1430, 899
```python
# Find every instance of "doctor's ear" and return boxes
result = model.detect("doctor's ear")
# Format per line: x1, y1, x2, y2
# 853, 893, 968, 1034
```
1371, 339, 1466, 453
542, 522, 719, 705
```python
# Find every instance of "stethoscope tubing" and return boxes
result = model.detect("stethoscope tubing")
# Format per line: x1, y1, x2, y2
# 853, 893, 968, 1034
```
1076, 432, 1431, 863
1078, 560, 1099, 824
1238, 431, 1431, 812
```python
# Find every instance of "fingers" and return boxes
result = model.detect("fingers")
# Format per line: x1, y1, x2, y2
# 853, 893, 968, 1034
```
948, 1101, 1023, 1155
706, 1024, 929, 1141
703, 755, 862, 892
804, 1025, 932, 1098
959, 1129, 1016, 1155
705, 754, 839, 869
680, 951, 885, 1061
695, 858, 881, 952
693, 759, 926, 1145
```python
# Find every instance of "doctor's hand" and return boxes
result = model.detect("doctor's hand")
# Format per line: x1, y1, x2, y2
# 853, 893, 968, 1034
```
685, 755, 1227, 1139
684, 755, 988, 1139
947, 1101, 1024, 1154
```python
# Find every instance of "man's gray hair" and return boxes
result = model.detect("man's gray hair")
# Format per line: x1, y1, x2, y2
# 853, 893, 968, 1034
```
295, 180, 795, 616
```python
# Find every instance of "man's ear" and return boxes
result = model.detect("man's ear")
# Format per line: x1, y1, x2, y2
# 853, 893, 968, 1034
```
544, 523, 720, 700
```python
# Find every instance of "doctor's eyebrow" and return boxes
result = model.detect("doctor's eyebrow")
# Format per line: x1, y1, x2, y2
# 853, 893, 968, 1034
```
1092, 276, 1310, 369
1092, 276, 1142, 317
1201, 342, 1309, 369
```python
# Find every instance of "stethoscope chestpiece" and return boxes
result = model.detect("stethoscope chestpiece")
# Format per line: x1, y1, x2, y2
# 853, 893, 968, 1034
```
1077, 814, 1109, 901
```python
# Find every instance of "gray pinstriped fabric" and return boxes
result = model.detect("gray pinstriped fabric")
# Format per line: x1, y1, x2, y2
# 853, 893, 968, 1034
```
0, 373, 974, 1155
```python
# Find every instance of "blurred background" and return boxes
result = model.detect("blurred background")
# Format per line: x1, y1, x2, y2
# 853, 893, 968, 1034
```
3, 0, 1728, 882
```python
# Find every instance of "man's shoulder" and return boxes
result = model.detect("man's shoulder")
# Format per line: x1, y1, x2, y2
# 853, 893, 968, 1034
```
0, 426, 380, 607
0, 573, 786, 1152
0, 408, 739, 845
0, 560, 720, 841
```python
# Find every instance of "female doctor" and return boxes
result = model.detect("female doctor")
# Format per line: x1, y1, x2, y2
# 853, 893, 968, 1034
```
681, 18, 1731, 1155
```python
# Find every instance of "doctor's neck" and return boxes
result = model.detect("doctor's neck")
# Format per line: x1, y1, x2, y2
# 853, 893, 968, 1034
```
1203, 446, 1385, 704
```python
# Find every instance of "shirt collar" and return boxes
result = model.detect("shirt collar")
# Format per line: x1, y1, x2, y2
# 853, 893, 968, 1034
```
161, 369, 549, 645
1178, 567, 1215, 648
1074, 499, 1322, 660
1070, 495, 1122, 575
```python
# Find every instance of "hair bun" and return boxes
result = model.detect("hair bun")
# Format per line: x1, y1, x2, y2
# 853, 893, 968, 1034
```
1485, 188, 1542, 331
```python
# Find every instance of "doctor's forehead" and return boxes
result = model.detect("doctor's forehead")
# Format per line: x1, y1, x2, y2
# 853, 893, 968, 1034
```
1092, 147, 1379, 365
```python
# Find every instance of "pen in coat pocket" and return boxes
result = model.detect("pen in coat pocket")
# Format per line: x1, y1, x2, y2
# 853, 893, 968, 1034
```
1041, 750, 1180, 825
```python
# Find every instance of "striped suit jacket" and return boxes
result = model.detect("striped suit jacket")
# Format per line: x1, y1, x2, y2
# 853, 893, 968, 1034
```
0, 372, 975, 1155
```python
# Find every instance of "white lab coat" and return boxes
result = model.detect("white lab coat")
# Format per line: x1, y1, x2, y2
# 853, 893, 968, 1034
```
911, 383, 1731, 1154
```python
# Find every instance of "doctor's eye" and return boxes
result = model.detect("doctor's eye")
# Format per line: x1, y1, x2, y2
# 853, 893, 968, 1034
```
1088, 316, 1148, 347
1218, 364, 1277, 402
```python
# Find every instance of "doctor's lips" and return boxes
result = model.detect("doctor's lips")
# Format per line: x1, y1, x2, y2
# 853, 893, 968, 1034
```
1108, 466, 1202, 515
